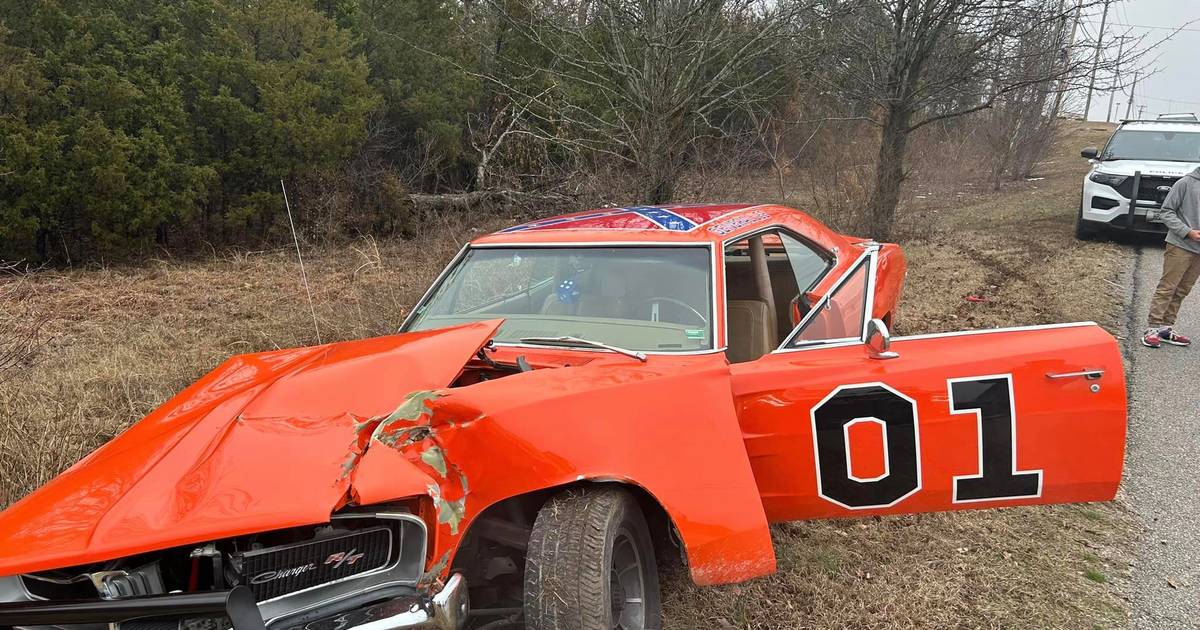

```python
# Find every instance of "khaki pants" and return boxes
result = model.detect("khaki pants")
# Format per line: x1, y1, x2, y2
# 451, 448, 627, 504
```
1149, 244, 1200, 328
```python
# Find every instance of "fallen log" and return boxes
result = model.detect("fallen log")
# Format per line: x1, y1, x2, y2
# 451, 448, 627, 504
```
409, 190, 546, 213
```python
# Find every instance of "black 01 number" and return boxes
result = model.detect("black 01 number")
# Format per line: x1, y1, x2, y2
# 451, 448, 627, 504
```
812, 376, 1042, 510
811, 384, 921, 509
949, 375, 1042, 503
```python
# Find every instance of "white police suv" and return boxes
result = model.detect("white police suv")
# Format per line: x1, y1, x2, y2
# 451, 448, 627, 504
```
1077, 117, 1200, 239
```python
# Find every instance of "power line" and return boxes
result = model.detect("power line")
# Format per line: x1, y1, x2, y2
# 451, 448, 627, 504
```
1137, 94, 1200, 107
1082, 20, 1200, 33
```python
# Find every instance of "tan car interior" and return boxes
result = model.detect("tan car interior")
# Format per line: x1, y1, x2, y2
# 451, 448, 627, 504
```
725, 233, 825, 363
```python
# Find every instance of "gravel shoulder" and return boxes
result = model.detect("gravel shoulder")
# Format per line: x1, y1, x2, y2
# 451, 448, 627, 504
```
1125, 243, 1200, 628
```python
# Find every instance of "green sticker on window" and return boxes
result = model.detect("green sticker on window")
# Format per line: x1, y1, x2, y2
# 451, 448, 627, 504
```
685, 329, 705, 340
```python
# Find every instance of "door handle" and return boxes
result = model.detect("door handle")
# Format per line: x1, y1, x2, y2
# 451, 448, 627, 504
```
1045, 369, 1104, 380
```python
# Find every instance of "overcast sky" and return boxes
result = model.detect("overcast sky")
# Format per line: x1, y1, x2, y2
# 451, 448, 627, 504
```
1076, 0, 1200, 121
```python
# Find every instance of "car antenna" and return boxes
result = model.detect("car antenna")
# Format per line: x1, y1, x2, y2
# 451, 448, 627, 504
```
281, 179, 322, 345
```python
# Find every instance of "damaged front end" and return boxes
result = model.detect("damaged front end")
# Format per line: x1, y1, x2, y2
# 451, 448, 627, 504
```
0, 507, 468, 630
0, 314, 778, 630
0, 322, 507, 630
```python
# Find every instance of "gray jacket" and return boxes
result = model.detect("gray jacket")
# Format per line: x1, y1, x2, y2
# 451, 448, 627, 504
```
1153, 167, 1200, 254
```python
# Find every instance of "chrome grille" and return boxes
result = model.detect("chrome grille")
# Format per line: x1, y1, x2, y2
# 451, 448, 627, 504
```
240, 527, 392, 601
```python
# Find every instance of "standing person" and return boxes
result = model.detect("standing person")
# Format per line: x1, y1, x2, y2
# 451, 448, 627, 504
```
1143, 166, 1200, 348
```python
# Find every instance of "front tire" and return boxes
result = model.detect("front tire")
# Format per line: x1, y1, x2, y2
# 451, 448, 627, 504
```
524, 487, 662, 630
1076, 194, 1102, 240
1075, 214, 1101, 240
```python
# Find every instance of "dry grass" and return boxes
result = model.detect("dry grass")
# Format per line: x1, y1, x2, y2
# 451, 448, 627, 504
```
0, 121, 1134, 628
664, 505, 1131, 629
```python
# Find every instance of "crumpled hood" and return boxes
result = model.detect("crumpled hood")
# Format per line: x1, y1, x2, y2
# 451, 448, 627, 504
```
0, 320, 501, 576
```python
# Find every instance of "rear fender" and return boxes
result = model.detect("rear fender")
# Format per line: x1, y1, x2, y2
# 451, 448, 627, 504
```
351, 357, 776, 586
874, 242, 907, 322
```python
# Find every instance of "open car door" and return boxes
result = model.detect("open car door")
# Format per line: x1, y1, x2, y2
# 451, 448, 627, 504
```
729, 245, 1127, 522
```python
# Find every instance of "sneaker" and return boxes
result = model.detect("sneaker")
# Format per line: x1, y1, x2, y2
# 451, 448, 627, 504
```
1160, 327, 1192, 347
1142, 328, 1162, 348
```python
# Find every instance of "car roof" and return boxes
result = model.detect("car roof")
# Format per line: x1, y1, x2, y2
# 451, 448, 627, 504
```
471, 203, 849, 248
1117, 120, 1200, 133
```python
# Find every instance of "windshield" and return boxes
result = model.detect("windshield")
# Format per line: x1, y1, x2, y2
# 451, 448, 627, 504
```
1102, 129, 1200, 162
406, 246, 714, 352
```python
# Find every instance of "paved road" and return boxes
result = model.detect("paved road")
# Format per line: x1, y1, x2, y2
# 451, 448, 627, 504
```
1126, 244, 1200, 629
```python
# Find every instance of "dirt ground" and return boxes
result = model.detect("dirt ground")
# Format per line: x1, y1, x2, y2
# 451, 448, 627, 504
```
0, 121, 1135, 628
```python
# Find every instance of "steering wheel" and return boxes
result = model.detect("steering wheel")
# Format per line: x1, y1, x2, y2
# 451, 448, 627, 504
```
637, 296, 708, 326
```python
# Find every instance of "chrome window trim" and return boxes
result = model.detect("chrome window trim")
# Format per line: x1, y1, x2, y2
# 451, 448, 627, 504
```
402, 241, 724, 355
719, 224, 835, 261
767, 321, 1103, 356
719, 224, 837, 355
774, 243, 879, 353
721, 226, 838, 291
399, 243, 470, 331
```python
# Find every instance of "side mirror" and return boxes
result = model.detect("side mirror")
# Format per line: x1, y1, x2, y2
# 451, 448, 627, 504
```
1080, 147, 1099, 159
866, 318, 899, 360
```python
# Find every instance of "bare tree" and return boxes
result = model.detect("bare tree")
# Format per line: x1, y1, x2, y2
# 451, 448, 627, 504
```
468, 87, 558, 190
819, 0, 1131, 239
980, 14, 1067, 189
482, 0, 817, 203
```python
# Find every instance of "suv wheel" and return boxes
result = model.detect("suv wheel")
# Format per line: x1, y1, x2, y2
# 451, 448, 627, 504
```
1075, 214, 1100, 240
524, 487, 662, 630
1075, 195, 1101, 240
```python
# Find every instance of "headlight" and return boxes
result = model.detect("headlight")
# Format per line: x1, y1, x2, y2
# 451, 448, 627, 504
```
1089, 172, 1128, 188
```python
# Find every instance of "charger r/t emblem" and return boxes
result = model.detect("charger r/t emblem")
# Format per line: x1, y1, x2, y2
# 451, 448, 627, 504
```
325, 549, 365, 568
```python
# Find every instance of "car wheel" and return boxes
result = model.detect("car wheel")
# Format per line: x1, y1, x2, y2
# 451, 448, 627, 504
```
1075, 193, 1103, 241
1075, 214, 1101, 240
524, 487, 662, 630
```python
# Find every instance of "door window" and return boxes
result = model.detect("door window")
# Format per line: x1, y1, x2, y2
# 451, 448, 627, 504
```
778, 232, 830, 293
724, 229, 832, 362
785, 254, 870, 347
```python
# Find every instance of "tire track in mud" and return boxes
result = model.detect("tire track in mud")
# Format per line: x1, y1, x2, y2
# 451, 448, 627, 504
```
947, 230, 1069, 326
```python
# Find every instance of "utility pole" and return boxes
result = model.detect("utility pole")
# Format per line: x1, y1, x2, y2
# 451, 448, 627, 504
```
1138, 104, 1147, 118
1051, 0, 1084, 120
1125, 70, 1140, 119
1105, 35, 1128, 123
1084, 0, 1112, 120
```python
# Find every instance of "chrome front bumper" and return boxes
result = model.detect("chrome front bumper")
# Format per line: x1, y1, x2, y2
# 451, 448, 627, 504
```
0, 575, 469, 630
280, 574, 469, 630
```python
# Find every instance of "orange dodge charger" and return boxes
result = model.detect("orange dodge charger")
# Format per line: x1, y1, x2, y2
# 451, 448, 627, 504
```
0, 204, 1126, 630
